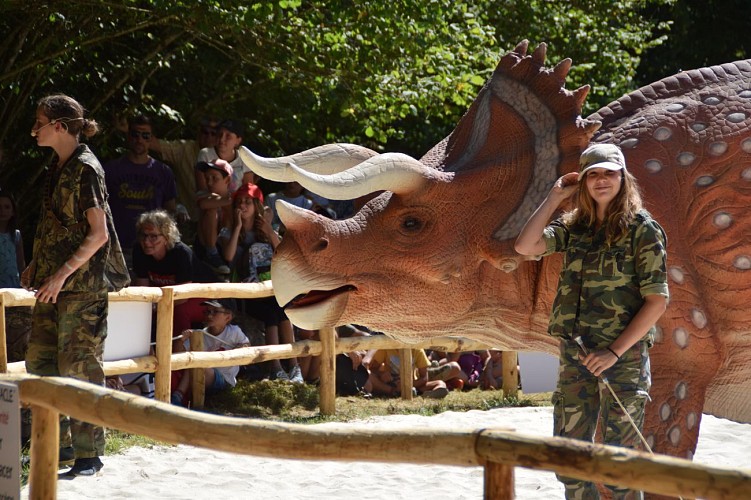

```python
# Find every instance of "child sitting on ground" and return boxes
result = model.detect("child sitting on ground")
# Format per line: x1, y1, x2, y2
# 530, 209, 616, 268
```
171, 298, 250, 406
195, 159, 234, 275
363, 348, 449, 399
480, 349, 504, 390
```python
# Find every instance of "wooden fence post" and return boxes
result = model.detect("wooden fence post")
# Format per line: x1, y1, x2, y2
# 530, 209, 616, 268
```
190, 330, 205, 409
319, 327, 336, 415
399, 349, 413, 400
29, 404, 59, 500
484, 461, 515, 500
501, 351, 519, 399
154, 287, 175, 402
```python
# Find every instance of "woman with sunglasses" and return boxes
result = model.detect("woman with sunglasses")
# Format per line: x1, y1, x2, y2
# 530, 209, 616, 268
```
132, 209, 218, 338
24, 94, 128, 477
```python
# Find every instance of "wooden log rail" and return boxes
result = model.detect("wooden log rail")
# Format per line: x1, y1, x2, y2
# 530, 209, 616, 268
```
6, 374, 751, 500
1, 284, 519, 416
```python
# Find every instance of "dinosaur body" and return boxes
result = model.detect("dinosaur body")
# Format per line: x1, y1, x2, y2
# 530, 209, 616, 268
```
240, 41, 751, 461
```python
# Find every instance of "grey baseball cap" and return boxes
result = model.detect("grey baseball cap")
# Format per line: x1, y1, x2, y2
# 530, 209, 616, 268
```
578, 143, 626, 180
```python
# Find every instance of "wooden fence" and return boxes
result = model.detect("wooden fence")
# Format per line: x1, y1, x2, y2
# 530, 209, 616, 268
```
2, 285, 751, 499
3, 374, 750, 499
0, 285, 519, 414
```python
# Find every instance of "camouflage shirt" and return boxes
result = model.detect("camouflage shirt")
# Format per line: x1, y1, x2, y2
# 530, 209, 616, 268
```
31, 144, 110, 293
541, 210, 669, 347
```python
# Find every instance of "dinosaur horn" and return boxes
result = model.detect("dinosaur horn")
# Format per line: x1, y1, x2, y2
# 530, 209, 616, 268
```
287, 152, 450, 200
514, 39, 529, 56
275, 199, 321, 232
238, 144, 379, 182
531, 42, 547, 65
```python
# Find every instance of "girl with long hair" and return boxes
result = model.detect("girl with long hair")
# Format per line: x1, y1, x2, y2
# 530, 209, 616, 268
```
218, 183, 303, 383
515, 143, 669, 499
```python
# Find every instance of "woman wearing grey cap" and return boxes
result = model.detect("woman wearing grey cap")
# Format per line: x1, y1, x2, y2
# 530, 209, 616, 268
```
515, 143, 669, 499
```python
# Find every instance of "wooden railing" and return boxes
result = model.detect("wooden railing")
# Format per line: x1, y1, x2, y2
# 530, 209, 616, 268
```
4, 374, 750, 500
2, 285, 751, 499
0, 284, 519, 415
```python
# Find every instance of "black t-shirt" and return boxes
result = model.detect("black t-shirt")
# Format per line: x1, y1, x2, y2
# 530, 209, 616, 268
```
133, 241, 217, 285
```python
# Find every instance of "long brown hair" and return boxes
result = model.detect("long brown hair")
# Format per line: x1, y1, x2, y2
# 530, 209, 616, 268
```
563, 169, 644, 244
234, 193, 269, 244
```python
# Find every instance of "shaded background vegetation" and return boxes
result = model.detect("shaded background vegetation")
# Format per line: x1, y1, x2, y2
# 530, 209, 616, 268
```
1, 0, 746, 253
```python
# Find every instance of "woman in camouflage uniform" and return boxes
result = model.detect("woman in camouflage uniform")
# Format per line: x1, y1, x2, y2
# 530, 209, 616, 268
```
23, 95, 121, 477
515, 143, 669, 499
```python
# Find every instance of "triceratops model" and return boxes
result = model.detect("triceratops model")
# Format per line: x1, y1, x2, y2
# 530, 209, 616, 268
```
240, 40, 751, 461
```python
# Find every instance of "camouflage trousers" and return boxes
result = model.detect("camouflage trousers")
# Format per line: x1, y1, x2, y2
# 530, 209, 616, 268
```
25, 291, 108, 458
552, 339, 651, 500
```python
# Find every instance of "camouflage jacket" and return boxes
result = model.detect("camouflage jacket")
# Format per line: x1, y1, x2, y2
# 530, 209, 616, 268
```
30, 144, 127, 293
541, 210, 669, 347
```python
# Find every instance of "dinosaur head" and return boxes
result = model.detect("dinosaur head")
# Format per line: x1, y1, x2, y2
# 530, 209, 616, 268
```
241, 41, 598, 343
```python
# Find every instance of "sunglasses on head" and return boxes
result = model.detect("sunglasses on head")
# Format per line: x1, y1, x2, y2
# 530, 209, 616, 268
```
129, 130, 152, 140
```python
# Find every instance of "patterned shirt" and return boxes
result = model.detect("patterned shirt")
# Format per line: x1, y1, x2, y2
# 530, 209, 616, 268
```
31, 145, 110, 293
541, 210, 669, 347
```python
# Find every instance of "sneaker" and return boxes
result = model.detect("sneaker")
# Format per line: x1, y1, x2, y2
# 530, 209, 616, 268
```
66, 457, 103, 477
205, 252, 230, 275
274, 369, 289, 381
421, 386, 449, 399
288, 365, 304, 384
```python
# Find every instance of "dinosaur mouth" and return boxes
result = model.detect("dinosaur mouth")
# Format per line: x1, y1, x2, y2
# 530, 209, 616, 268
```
285, 285, 356, 310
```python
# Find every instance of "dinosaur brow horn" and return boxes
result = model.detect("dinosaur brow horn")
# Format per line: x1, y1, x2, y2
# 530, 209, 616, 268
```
287, 152, 451, 200
237, 143, 379, 182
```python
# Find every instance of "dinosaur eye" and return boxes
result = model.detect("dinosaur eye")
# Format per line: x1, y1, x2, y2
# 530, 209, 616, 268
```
401, 216, 423, 232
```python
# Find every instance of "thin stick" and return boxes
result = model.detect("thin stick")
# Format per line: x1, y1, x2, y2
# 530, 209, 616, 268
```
572, 337, 652, 453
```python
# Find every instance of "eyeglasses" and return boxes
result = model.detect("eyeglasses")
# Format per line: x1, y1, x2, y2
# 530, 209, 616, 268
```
204, 308, 229, 316
139, 232, 163, 242
200, 128, 218, 137
129, 130, 152, 140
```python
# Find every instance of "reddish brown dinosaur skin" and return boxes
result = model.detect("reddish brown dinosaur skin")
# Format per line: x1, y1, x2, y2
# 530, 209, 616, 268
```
263, 41, 751, 466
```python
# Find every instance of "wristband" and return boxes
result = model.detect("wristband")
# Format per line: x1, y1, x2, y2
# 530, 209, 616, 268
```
606, 346, 620, 360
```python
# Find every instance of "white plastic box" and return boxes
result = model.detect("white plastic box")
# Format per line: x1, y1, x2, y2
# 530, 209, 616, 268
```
103, 301, 153, 361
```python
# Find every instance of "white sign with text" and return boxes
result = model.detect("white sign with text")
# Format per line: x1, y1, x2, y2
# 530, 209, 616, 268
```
0, 382, 20, 500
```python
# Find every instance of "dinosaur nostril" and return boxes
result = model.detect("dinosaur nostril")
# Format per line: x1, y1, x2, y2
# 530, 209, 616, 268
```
314, 238, 328, 252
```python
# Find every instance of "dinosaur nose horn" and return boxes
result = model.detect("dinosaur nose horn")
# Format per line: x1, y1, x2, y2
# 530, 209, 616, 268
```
275, 199, 321, 231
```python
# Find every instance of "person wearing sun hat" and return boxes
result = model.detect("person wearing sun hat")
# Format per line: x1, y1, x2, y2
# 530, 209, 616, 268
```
515, 142, 668, 499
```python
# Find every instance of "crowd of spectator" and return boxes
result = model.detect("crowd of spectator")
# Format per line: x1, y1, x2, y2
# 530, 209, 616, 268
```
9, 112, 509, 408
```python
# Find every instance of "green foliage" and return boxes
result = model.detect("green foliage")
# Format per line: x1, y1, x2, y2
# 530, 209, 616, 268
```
637, 0, 749, 84
482, 0, 673, 114
0, 0, 708, 244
